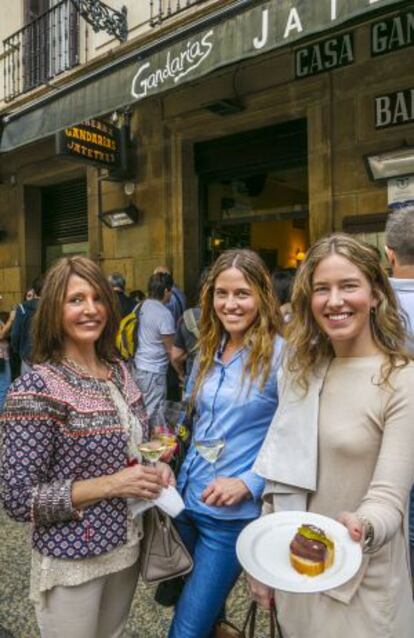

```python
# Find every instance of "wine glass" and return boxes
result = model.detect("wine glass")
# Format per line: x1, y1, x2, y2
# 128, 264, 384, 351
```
194, 437, 225, 478
150, 404, 177, 456
158, 431, 177, 450
139, 406, 169, 465
138, 438, 168, 466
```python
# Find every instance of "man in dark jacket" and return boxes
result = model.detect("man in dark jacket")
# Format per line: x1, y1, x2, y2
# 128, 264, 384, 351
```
11, 276, 43, 375
108, 272, 136, 318
385, 208, 414, 582
153, 266, 186, 328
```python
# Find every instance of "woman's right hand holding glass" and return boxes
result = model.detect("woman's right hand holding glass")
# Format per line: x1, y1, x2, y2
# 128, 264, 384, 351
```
71, 465, 164, 510
246, 573, 275, 610
108, 464, 163, 500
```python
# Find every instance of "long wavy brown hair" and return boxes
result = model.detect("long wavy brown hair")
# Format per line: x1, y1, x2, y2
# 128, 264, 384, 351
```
286, 233, 410, 389
31, 256, 119, 363
191, 249, 283, 403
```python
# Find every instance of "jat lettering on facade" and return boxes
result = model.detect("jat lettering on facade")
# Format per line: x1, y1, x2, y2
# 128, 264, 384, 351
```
130, 0, 389, 102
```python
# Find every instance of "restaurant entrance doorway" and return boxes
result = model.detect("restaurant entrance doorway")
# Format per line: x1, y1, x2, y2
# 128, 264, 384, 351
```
196, 119, 309, 274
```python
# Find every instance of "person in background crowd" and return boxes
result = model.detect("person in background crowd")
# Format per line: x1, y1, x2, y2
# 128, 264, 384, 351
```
0, 309, 15, 408
171, 269, 208, 390
271, 269, 295, 323
153, 267, 185, 401
168, 249, 284, 638
108, 272, 136, 318
133, 272, 175, 421
154, 266, 186, 328
129, 289, 146, 304
11, 276, 43, 375
385, 208, 414, 578
1, 256, 174, 638
250, 233, 414, 638
25, 288, 35, 301
385, 209, 414, 351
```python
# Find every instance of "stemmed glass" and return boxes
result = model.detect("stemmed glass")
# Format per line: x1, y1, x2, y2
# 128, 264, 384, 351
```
138, 404, 177, 465
138, 438, 169, 465
194, 436, 225, 478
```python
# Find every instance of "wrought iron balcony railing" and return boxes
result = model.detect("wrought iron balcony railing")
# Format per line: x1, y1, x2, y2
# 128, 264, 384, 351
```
150, 0, 209, 26
3, 0, 79, 103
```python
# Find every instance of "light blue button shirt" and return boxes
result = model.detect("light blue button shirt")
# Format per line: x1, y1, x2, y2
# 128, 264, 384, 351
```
177, 336, 283, 520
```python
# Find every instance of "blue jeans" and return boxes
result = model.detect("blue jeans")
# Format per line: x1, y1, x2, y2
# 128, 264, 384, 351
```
0, 359, 11, 410
168, 510, 251, 638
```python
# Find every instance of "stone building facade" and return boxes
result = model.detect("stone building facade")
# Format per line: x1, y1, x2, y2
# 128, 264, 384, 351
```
0, 0, 412, 310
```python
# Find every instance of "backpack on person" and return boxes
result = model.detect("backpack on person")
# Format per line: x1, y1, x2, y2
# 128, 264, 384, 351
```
182, 308, 200, 341
115, 301, 144, 360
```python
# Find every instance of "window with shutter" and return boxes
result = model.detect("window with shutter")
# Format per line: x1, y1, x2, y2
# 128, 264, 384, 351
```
41, 178, 88, 270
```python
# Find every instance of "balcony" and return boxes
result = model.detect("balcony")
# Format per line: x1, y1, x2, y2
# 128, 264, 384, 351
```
3, 0, 79, 103
150, 0, 209, 26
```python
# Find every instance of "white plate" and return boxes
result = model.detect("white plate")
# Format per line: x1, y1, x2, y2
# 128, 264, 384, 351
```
236, 511, 362, 593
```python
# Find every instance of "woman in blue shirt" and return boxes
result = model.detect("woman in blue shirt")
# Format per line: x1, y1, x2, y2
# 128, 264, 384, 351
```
168, 249, 284, 638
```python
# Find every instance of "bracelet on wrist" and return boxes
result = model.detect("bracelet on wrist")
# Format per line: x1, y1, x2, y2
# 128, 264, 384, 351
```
357, 515, 374, 551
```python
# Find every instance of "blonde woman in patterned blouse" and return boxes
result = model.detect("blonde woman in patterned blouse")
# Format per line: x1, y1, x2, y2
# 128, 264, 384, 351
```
0, 256, 175, 638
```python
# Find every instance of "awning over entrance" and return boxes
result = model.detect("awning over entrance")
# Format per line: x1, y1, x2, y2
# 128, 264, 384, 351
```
0, 0, 405, 153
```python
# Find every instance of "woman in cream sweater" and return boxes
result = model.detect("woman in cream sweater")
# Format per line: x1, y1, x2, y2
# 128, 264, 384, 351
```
250, 233, 414, 638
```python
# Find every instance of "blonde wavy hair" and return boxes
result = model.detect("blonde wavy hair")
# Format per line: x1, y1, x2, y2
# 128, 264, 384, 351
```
191, 249, 283, 403
286, 233, 410, 389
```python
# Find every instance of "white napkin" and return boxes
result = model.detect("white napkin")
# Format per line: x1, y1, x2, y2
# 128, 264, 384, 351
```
128, 486, 185, 519
154, 485, 185, 517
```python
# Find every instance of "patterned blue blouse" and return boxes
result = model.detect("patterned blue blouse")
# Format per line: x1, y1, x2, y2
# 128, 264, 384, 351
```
0, 360, 148, 559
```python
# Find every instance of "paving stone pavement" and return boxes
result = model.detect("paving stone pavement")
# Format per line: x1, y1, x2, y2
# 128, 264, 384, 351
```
0, 506, 271, 638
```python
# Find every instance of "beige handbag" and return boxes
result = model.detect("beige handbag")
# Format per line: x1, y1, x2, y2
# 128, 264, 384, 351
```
139, 506, 193, 585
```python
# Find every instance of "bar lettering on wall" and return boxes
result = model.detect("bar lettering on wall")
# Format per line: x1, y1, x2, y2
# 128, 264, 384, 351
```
375, 88, 414, 129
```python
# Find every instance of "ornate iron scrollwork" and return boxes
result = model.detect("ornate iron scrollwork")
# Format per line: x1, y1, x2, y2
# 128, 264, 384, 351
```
70, 0, 128, 42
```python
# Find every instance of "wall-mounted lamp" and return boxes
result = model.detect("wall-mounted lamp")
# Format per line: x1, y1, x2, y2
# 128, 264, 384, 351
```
296, 249, 306, 262
364, 146, 414, 181
123, 182, 135, 196
99, 203, 139, 228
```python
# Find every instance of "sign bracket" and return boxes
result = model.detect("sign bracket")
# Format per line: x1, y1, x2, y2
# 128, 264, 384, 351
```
70, 0, 128, 42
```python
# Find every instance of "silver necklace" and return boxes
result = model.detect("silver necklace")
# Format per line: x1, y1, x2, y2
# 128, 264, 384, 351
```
62, 355, 109, 380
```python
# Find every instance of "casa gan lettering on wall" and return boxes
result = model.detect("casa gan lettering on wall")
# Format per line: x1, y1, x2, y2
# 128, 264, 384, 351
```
375, 88, 414, 129
55, 119, 121, 168
295, 32, 354, 78
371, 10, 414, 56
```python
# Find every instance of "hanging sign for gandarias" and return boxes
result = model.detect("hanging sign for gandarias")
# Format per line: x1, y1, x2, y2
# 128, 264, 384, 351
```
55, 119, 121, 168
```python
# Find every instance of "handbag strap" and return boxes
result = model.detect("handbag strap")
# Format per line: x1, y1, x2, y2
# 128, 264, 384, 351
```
270, 601, 284, 638
243, 601, 284, 638
242, 602, 257, 637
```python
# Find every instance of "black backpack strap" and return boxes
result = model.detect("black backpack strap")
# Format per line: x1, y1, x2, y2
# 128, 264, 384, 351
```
133, 300, 145, 338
